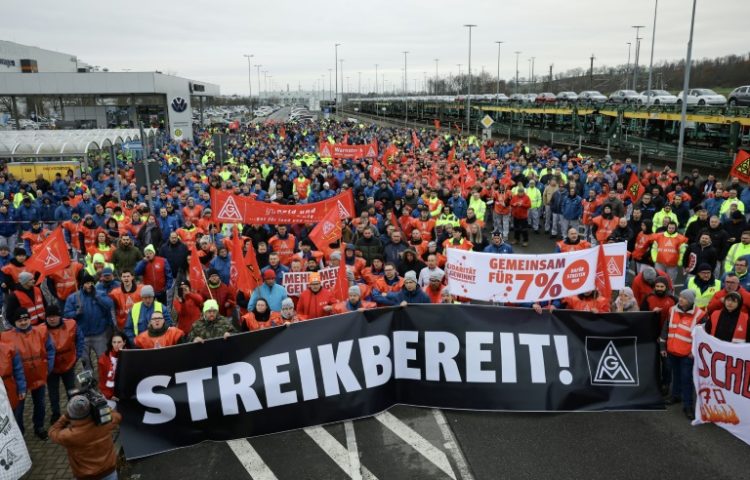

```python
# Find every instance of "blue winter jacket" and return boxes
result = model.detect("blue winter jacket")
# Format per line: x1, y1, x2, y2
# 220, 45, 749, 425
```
372, 285, 432, 306
63, 288, 115, 337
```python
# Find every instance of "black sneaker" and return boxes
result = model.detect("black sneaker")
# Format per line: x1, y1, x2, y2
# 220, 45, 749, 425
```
34, 429, 48, 441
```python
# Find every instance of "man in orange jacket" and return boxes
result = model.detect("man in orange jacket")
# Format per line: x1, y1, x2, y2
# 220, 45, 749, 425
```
296, 272, 336, 319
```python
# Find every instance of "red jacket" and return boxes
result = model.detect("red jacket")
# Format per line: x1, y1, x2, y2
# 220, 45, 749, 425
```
296, 287, 336, 319
140, 256, 169, 294
47, 320, 79, 374
640, 293, 677, 329
173, 292, 205, 333
1, 325, 52, 391
632, 269, 672, 305
200, 283, 237, 317
510, 194, 531, 219
97, 351, 118, 399
707, 288, 750, 315
564, 295, 611, 312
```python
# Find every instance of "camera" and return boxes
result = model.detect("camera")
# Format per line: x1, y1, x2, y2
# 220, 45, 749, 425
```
67, 370, 113, 425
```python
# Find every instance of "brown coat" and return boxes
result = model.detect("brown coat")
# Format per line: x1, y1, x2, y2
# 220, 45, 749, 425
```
49, 411, 122, 480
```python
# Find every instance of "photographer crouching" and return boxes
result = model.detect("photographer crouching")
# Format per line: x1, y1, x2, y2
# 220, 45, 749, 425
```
49, 376, 122, 480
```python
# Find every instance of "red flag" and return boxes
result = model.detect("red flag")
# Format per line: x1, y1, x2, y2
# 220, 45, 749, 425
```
228, 226, 254, 297
626, 172, 646, 203
343, 133, 349, 144
370, 161, 384, 181
279, 126, 286, 139
334, 244, 348, 302
382, 144, 398, 163
25, 228, 70, 283
434, 119, 441, 130
479, 146, 487, 162
429, 137, 439, 152
499, 165, 514, 187
390, 211, 400, 231
188, 244, 208, 295
730, 150, 750, 183
596, 244, 612, 302
244, 240, 262, 290
447, 147, 456, 164
412, 131, 421, 149
308, 207, 343, 255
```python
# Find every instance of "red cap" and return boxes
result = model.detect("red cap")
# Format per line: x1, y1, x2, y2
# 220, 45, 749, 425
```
263, 269, 276, 280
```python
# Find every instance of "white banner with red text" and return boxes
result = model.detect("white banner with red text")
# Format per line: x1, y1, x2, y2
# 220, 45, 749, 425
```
445, 242, 626, 303
692, 326, 750, 445
282, 267, 338, 296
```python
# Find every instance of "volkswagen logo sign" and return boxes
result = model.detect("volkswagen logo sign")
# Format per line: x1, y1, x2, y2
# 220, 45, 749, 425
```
171, 97, 188, 113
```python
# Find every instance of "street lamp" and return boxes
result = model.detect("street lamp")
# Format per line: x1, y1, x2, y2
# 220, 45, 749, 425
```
339, 59, 344, 105
456, 64, 462, 95
434, 58, 439, 95
375, 64, 379, 96
632, 25, 645, 90
335, 43, 341, 104
514, 51, 521, 94
464, 24, 477, 131
495, 41, 504, 103
646, 0, 659, 102
626, 42, 632, 88
254, 64, 262, 101
328, 69, 333, 100
403, 51, 409, 94
676, 0, 697, 176
243, 54, 254, 111
403, 51, 409, 123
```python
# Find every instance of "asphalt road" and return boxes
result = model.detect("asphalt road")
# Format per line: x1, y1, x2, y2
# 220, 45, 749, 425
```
123, 118, 749, 479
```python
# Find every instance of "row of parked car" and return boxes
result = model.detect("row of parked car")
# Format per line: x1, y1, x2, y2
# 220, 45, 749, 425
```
521, 88, 736, 106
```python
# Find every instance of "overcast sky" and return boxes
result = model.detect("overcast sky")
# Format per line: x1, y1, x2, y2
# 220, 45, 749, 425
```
4, 0, 747, 95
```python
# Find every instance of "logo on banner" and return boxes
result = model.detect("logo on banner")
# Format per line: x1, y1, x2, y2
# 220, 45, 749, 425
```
320, 144, 332, 157
366, 145, 376, 157
171, 97, 188, 113
606, 256, 623, 276
217, 196, 243, 221
586, 337, 638, 386
322, 221, 335, 236
43, 246, 62, 269
336, 200, 351, 218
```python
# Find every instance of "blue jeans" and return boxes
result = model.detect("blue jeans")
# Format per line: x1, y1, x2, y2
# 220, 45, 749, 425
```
669, 354, 694, 410
48, 368, 76, 418
14, 386, 47, 434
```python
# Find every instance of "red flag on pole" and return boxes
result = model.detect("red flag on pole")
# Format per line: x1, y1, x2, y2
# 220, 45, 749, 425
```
308, 207, 343, 256
25, 227, 71, 284
370, 161, 384, 181
499, 165, 515, 187
479, 145, 487, 162
279, 126, 286, 139
188, 244, 208, 294
625, 172, 646, 203
434, 119, 441, 130
228, 226, 254, 297
447, 147, 456, 165
412, 131, 421, 149
244, 240, 262, 290
382, 144, 398, 164
596, 244, 613, 302
334, 244, 348, 302
429, 137, 439, 152
730, 150, 750, 183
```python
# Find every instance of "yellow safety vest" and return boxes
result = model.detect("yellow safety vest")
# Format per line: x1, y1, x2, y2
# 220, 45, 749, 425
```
130, 301, 164, 336
686, 277, 721, 309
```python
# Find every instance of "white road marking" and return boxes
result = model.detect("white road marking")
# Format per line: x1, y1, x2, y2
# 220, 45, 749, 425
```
344, 421, 363, 480
227, 439, 279, 480
304, 426, 378, 480
375, 411, 457, 480
432, 409, 475, 480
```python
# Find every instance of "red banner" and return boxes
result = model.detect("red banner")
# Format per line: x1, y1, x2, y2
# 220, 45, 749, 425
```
730, 150, 750, 183
308, 207, 343, 255
25, 228, 71, 283
211, 189, 355, 225
626, 172, 646, 203
319, 141, 378, 159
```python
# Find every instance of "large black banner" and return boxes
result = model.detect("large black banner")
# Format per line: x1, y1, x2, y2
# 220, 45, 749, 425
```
117, 305, 663, 459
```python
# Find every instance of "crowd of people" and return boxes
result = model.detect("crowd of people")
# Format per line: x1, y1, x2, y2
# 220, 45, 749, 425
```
0, 118, 748, 475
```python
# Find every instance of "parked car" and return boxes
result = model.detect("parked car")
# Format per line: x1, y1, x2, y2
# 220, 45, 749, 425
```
579, 91, 607, 104
509, 93, 525, 102
676, 89, 727, 106
535, 92, 557, 104
557, 91, 579, 103
494, 93, 510, 103
608, 90, 640, 104
728, 86, 750, 107
523, 93, 538, 103
637, 89, 678, 105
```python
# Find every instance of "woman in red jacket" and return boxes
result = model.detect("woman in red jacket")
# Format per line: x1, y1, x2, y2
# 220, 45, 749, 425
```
241, 298, 283, 331
173, 280, 204, 333
97, 332, 126, 407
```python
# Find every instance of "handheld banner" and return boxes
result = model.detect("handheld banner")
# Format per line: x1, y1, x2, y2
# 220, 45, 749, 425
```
692, 326, 750, 445
319, 142, 378, 159
117, 305, 662, 459
0, 382, 32, 480
282, 267, 338, 296
211, 189, 355, 224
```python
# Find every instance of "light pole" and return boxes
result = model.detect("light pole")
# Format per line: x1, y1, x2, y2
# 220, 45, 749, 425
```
625, 42, 632, 88
328, 69, 333, 100
514, 51, 521, 94
495, 41, 504, 103
339, 59, 344, 105
254, 64, 262, 102
335, 43, 341, 105
676, 0, 697, 177
375, 64, 379, 96
646, 0, 659, 104
632, 25, 645, 90
434, 58, 439, 95
358, 71, 362, 96
243, 54, 254, 111
403, 51, 409, 94
403, 51, 409, 122
456, 64, 462, 94
464, 24, 476, 131
531, 56, 535, 91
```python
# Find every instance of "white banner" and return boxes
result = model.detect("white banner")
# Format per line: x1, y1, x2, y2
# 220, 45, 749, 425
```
0, 382, 32, 480
282, 267, 338, 296
445, 242, 627, 303
692, 326, 750, 445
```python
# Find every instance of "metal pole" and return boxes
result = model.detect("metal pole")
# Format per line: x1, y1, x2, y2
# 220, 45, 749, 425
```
514, 52, 521, 94
434, 59, 439, 95
403, 51, 409, 123
464, 24, 476, 131
138, 122, 154, 213
340, 59, 344, 107
358, 71, 361, 96
531, 56, 535, 90
255, 65, 262, 102
632, 25, 644, 90
638, 143, 643, 170
626, 42, 632, 88
335, 43, 340, 104
328, 69, 333, 100
375, 64, 379, 96
495, 41, 503, 103
589, 54, 595, 89
646, 0, 659, 103
676, 0, 697, 177
243, 54, 253, 112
